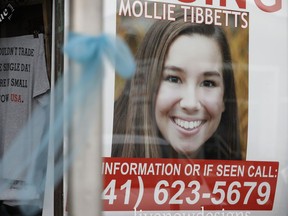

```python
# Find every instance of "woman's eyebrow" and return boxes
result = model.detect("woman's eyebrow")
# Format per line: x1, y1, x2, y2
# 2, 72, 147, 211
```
163, 65, 184, 73
203, 71, 222, 78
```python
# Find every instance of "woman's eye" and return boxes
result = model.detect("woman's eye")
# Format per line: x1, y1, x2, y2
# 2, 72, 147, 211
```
165, 76, 181, 83
201, 80, 216, 87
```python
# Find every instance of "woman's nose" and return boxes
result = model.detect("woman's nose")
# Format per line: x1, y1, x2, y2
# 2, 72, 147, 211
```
179, 88, 201, 112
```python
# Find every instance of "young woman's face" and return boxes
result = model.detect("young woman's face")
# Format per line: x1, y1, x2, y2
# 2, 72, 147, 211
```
155, 34, 225, 157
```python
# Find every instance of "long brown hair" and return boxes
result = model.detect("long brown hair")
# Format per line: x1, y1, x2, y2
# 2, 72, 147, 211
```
112, 12, 241, 159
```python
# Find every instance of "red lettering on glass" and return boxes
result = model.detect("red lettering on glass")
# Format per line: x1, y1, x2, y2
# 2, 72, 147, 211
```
254, 0, 281, 12
177, 0, 282, 12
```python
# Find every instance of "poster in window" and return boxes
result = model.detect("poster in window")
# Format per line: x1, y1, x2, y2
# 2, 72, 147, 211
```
102, 0, 288, 215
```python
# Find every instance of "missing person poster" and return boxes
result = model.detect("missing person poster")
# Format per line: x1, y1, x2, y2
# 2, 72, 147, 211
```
102, 0, 288, 215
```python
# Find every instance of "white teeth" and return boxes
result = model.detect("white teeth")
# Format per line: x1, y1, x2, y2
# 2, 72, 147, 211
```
174, 118, 202, 130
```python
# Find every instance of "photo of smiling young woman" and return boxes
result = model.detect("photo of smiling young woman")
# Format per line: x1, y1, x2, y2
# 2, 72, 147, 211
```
112, 11, 246, 160
155, 34, 225, 159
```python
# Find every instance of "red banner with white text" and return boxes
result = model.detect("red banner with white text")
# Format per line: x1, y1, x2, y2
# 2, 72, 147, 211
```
103, 158, 278, 211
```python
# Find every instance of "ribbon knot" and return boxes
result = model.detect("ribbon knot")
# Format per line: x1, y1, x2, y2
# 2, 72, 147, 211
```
64, 32, 135, 79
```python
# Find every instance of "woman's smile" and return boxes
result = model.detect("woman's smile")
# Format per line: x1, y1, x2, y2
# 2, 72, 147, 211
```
173, 118, 204, 131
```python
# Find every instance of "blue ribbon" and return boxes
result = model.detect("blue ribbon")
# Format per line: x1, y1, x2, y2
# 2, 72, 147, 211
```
0, 33, 135, 214
64, 32, 136, 79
